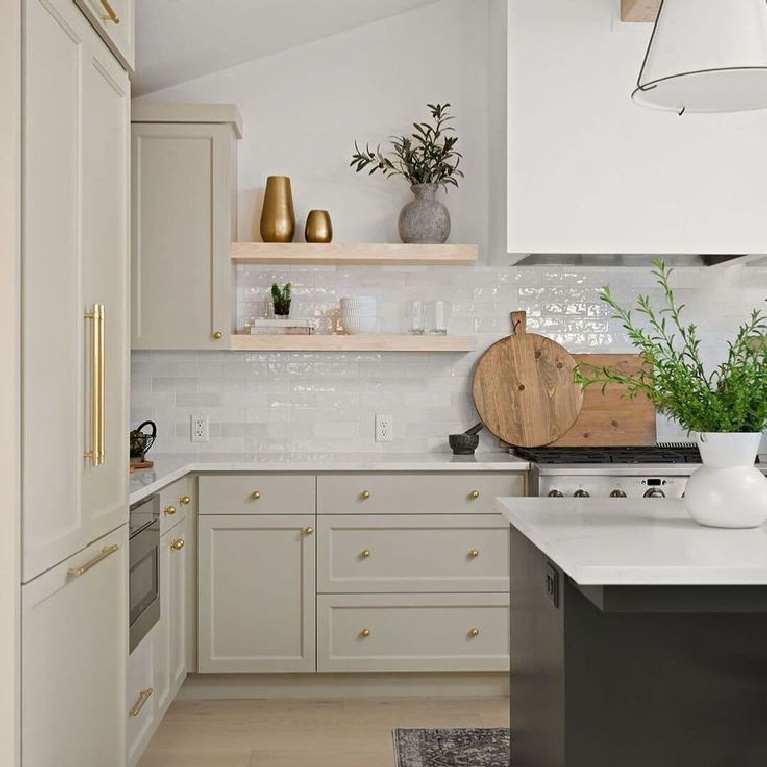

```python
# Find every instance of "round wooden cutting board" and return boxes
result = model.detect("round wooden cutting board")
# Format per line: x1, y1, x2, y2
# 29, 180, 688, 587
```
473, 311, 584, 447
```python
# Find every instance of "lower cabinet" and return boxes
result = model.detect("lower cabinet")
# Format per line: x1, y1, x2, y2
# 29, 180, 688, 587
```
127, 632, 155, 767
317, 593, 510, 673
198, 514, 316, 673
22, 526, 128, 767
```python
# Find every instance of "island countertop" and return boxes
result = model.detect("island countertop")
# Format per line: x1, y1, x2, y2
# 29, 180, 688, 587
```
497, 497, 767, 586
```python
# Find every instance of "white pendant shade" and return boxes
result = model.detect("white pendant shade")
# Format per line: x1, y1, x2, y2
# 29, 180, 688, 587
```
633, 0, 767, 113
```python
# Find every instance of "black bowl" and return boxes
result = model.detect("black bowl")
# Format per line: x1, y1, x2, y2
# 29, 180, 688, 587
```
449, 433, 480, 456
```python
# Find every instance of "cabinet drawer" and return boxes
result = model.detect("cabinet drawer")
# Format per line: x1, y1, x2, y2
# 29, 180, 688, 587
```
159, 476, 191, 535
317, 472, 523, 514
127, 631, 155, 766
318, 515, 509, 593
198, 474, 315, 515
317, 593, 509, 673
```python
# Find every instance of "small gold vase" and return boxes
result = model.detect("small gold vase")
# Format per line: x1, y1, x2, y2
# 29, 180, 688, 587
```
260, 176, 295, 243
305, 210, 333, 243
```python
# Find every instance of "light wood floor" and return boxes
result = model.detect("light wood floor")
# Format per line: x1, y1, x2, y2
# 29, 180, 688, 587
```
138, 697, 509, 767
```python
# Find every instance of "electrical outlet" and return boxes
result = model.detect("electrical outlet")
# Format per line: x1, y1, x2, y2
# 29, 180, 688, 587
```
376, 414, 393, 442
191, 415, 209, 442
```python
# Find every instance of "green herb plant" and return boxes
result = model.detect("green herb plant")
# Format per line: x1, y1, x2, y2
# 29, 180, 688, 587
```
574, 260, 767, 433
271, 282, 292, 316
350, 103, 464, 191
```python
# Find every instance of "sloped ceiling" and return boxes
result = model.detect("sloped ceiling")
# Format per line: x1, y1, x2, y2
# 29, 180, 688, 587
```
134, 0, 441, 96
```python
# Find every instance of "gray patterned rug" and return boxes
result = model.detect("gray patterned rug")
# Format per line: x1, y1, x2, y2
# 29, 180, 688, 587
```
393, 728, 510, 767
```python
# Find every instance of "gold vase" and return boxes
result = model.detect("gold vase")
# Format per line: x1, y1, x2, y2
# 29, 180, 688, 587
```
305, 210, 333, 243
260, 176, 295, 243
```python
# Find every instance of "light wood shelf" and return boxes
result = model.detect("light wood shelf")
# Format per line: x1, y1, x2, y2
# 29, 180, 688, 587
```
231, 242, 478, 265
230, 334, 475, 353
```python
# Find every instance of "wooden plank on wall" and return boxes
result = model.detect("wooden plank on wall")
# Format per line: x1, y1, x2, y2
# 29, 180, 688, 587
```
621, 0, 660, 23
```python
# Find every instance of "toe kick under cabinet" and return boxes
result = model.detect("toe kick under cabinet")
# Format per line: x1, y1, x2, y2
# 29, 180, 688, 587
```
197, 471, 521, 674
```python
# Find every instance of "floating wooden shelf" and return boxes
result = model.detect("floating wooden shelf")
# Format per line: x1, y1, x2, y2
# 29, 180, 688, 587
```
231, 242, 478, 266
230, 334, 475, 353
621, 0, 659, 22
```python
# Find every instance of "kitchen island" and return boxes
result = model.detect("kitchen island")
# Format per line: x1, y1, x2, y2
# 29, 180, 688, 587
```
497, 498, 767, 767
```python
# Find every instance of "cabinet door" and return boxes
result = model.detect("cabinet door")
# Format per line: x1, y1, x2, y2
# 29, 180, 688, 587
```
127, 630, 155, 767
22, 526, 128, 767
22, 0, 129, 583
153, 537, 171, 714
169, 516, 188, 692
131, 122, 235, 350
198, 515, 316, 673
74, 0, 135, 70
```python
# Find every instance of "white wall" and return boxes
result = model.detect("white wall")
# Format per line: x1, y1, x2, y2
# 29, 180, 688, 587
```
507, 0, 767, 255
135, 0, 492, 254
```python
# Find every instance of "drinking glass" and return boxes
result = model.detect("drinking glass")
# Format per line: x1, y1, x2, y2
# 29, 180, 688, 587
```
407, 300, 426, 335
426, 300, 451, 335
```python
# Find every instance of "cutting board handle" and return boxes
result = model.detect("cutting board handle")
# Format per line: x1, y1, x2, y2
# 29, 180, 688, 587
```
511, 311, 527, 335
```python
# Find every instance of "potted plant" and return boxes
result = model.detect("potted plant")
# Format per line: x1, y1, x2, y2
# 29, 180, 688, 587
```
271, 282, 292, 317
351, 103, 463, 244
576, 260, 767, 528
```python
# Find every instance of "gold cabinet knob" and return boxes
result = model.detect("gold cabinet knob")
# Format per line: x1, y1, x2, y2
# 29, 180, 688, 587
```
164, 505, 177, 516
213, 331, 223, 340
180, 495, 191, 505
360, 628, 371, 638
469, 490, 480, 500
303, 526, 314, 536
469, 627, 480, 637
170, 539, 185, 551
361, 550, 371, 559
252, 491, 261, 501
360, 490, 371, 500
468, 550, 480, 559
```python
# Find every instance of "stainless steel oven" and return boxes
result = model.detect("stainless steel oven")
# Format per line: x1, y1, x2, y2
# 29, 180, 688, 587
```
129, 494, 160, 653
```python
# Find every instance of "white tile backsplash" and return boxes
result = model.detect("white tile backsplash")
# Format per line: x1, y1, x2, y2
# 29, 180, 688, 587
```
132, 264, 767, 455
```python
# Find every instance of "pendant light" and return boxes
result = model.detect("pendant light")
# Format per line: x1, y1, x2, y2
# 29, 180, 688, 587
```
633, 0, 767, 114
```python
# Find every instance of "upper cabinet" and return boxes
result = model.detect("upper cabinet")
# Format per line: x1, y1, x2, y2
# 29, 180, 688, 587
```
506, 0, 767, 256
74, 0, 135, 70
23, 0, 130, 582
131, 104, 242, 350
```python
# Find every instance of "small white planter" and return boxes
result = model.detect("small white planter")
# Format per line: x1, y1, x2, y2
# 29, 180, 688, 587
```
684, 433, 767, 529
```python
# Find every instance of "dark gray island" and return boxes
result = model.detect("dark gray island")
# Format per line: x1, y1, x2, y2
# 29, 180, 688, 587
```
497, 498, 767, 767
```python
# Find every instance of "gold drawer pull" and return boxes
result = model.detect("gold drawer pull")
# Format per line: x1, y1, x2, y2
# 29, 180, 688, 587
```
252, 491, 261, 501
468, 550, 480, 559
129, 688, 153, 718
361, 550, 371, 559
360, 628, 371, 638
303, 527, 314, 536
170, 539, 185, 551
67, 544, 118, 578
180, 495, 191, 505
469, 490, 480, 500
469, 627, 480, 638
360, 490, 371, 500
100, 0, 120, 23
164, 505, 177, 516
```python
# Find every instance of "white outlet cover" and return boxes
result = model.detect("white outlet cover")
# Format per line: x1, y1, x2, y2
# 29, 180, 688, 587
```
191, 414, 209, 442
376, 414, 393, 442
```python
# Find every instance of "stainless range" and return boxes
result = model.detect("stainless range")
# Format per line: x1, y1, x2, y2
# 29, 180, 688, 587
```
512, 443, 744, 500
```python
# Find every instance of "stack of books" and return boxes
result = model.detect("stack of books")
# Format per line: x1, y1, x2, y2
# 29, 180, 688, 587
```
250, 319, 314, 336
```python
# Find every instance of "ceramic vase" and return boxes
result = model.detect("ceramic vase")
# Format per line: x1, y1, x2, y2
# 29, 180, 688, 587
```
305, 210, 333, 243
398, 183, 451, 244
260, 176, 295, 243
684, 432, 767, 528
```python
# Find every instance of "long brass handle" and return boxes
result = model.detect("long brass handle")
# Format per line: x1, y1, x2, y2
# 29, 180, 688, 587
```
84, 304, 105, 466
68, 544, 119, 578
100, 0, 120, 23
129, 688, 153, 718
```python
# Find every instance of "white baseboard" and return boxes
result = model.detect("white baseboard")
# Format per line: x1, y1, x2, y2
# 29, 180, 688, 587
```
177, 672, 509, 701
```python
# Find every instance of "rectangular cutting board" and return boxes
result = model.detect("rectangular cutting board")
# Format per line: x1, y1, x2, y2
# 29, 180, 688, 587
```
548, 354, 657, 447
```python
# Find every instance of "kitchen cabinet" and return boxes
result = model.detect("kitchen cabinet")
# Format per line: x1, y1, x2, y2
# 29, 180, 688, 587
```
159, 475, 192, 536
127, 629, 155, 767
74, 0, 135, 70
168, 516, 189, 692
22, 526, 128, 767
131, 105, 241, 350
22, 0, 130, 581
198, 514, 316, 673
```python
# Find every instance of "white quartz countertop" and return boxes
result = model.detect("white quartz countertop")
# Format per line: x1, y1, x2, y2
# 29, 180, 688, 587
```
130, 452, 529, 505
497, 497, 767, 586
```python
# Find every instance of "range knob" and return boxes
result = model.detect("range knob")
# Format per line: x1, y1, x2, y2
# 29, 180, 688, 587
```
573, 489, 590, 498
643, 488, 666, 499
548, 489, 564, 498
609, 489, 627, 498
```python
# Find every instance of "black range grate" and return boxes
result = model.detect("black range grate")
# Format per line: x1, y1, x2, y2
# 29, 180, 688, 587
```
512, 444, 703, 464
